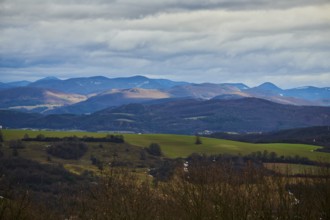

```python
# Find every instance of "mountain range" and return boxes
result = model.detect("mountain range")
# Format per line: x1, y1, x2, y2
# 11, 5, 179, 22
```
0, 75, 329, 115
0, 75, 329, 134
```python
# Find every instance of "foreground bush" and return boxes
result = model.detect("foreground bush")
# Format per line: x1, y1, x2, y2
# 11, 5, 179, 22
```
86, 161, 329, 220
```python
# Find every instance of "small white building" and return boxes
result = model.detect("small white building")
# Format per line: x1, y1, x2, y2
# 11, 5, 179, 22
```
0, 125, 2, 129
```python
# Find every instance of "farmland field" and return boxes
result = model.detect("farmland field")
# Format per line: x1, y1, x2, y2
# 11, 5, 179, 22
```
2, 129, 330, 162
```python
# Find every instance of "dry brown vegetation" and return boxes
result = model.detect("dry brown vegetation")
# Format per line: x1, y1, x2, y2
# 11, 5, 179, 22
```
1, 156, 330, 220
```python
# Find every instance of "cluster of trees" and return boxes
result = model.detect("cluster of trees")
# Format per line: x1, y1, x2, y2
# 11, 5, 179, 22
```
195, 135, 202, 144
22, 134, 125, 143
46, 141, 88, 160
82, 134, 124, 143
145, 143, 162, 156
245, 150, 314, 165
184, 151, 314, 167
0, 157, 83, 198
139, 143, 163, 162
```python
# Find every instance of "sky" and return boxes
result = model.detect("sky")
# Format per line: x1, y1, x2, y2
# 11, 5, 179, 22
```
0, 0, 330, 88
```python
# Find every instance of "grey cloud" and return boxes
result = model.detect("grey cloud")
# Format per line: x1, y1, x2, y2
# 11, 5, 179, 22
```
0, 0, 330, 88
1, 0, 329, 21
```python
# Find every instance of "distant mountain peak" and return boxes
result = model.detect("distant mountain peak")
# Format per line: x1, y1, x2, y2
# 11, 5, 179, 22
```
130, 75, 149, 80
256, 82, 282, 91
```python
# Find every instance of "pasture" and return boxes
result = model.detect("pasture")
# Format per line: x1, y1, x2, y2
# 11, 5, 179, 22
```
1, 129, 330, 162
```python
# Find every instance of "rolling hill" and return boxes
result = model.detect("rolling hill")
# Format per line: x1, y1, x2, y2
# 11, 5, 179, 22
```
208, 126, 330, 149
1, 98, 329, 134
83, 98, 330, 134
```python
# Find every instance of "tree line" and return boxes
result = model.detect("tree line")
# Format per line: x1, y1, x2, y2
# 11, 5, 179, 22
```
22, 133, 125, 143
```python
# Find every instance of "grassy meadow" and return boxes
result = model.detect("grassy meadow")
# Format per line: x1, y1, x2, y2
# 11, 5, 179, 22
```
2, 129, 330, 162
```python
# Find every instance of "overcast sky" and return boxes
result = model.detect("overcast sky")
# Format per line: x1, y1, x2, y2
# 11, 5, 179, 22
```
0, 0, 329, 88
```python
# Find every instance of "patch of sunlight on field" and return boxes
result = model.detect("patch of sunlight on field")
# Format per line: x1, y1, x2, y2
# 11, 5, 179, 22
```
64, 164, 99, 175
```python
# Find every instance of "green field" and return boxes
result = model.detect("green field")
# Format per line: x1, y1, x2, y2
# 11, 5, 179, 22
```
2, 129, 330, 162
124, 134, 330, 161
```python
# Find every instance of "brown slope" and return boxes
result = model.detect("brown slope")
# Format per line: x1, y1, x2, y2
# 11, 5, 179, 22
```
0, 87, 87, 112
48, 88, 171, 114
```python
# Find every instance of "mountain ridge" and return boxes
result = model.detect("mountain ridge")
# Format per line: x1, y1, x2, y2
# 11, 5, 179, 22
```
0, 75, 329, 114
27, 75, 188, 95
1, 98, 329, 134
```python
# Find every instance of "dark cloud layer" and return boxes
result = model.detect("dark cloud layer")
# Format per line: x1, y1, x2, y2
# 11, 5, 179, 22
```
0, 0, 329, 88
